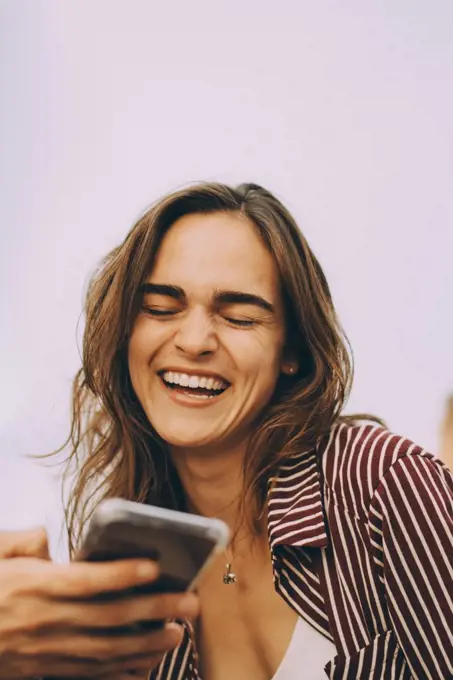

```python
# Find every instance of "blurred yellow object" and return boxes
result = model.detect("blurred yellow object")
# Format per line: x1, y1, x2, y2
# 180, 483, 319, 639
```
440, 394, 453, 470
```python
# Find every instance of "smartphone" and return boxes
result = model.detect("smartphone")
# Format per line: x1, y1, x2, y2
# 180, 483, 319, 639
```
75, 498, 229, 630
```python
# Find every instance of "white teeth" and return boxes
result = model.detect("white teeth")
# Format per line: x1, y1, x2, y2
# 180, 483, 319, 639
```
161, 371, 228, 391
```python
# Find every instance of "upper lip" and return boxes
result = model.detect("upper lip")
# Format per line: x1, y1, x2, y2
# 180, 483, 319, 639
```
158, 368, 231, 384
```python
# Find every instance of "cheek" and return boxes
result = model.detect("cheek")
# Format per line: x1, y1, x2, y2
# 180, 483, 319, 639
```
227, 330, 285, 399
231, 327, 284, 369
127, 319, 160, 385
127, 343, 144, 399
128, 330, 148, 376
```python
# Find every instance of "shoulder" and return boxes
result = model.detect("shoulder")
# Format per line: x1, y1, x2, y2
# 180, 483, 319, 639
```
365, 436, 453, 679
317, 421, 451, 520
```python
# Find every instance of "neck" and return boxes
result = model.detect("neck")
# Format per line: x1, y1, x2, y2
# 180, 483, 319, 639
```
168, 440, 265, 549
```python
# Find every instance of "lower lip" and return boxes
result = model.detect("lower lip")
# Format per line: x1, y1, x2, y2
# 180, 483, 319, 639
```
159, 378, 230, 407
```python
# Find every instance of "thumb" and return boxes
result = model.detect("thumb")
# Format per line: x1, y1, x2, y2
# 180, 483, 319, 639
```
0, 527, 50, 560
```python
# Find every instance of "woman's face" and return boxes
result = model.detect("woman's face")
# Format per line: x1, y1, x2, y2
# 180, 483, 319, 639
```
128, 211, 294, 453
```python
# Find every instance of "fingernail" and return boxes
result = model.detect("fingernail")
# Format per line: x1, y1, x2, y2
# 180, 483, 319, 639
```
166, 622, 184, 643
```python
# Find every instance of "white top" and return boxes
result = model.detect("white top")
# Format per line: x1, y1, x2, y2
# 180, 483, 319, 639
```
272, 616, 336, 680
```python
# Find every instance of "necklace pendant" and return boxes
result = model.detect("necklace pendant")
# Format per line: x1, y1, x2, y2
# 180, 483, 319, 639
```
223, 563, 237, 585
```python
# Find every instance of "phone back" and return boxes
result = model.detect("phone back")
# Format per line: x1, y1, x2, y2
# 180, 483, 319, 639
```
78, 499, 229, 593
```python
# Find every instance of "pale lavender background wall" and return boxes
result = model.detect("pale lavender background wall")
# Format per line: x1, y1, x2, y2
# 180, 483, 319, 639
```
1, 0, 452, 557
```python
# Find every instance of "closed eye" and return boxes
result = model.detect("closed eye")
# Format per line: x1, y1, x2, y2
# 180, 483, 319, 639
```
224, 317, 256, 328
143, 307, 257, 327
143, 307, 179, 317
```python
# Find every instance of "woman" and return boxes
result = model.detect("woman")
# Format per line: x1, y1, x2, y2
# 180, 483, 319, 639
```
59, 182, 452, 679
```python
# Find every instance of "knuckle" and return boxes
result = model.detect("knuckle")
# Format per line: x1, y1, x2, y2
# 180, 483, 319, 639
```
33, 527, 49, 552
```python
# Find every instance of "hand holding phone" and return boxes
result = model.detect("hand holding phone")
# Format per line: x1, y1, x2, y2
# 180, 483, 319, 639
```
0, 533, 192, 678
76, 498, 230, 631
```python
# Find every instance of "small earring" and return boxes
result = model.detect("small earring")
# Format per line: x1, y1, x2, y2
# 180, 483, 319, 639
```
288, 366, 295, 375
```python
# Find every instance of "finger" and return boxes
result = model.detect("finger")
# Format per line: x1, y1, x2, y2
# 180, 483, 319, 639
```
50, 592, 199, 630
26, 622, 184, 663
97, 674, 150, 680
45, 655, 162, 679
0, 527, 50, 559
34, 559, 160, 598
94, 651, 166, 677
18, 653, 157, 679
25, 653, 163, 679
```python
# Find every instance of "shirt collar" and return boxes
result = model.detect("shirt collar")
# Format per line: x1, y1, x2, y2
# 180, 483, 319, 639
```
267, 444, 329, 550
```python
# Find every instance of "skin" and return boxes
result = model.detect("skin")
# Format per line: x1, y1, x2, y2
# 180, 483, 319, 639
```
128, 212, 299, 678
0, 528, 198, 678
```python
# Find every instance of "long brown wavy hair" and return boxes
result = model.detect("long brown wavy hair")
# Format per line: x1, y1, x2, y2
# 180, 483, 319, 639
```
58, 182, 376, 556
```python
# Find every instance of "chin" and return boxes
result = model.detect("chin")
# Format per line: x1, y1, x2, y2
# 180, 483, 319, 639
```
150, 420, 223, 451
161, 433, 221, 452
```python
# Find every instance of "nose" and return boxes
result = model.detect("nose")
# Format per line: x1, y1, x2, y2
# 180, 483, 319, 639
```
174, 307, 219, 357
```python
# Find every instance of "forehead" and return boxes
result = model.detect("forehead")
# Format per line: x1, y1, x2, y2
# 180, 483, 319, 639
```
148, 212, 281, 299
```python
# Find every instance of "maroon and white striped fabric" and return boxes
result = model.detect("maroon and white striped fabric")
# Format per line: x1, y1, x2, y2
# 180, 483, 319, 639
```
150, 423, 453, 679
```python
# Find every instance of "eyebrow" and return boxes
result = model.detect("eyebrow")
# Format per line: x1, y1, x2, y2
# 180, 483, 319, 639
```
141, 283, 275, 314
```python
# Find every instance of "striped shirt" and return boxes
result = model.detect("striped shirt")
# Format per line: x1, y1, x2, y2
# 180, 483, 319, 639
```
150, 423, 453, 679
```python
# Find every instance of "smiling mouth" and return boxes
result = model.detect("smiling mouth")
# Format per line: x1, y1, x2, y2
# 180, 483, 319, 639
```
158, 371, 231, 400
